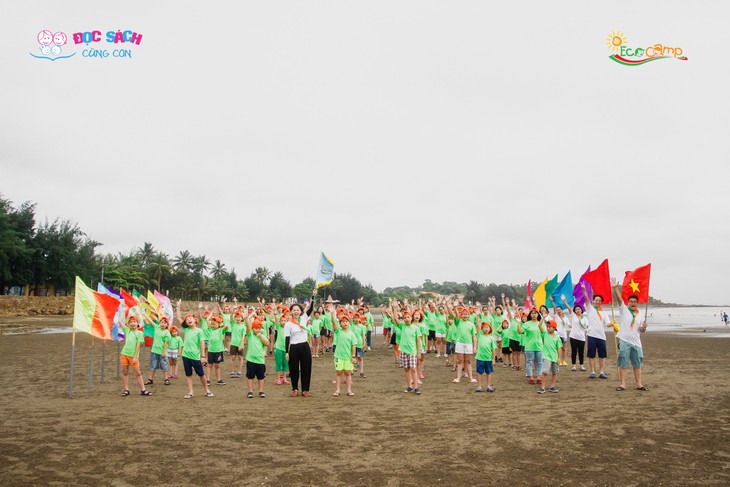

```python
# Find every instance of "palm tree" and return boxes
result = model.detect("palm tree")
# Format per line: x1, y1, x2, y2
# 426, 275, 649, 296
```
191, 255, 211, 277
137, 242, 155, 267
172, 250, 193, 272
253, 267, 271, 286
211, 260, 227, 279
149, 252, 172, 290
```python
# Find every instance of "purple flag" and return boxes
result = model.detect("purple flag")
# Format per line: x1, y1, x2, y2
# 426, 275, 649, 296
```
573, 266, 593, 310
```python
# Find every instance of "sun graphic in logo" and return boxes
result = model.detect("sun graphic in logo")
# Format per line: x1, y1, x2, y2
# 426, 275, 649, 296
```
605, 31, 628, 52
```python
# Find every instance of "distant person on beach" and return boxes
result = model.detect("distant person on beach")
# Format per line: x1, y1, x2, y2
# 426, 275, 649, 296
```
581, 282, 611, 379
611, 278, 649, 391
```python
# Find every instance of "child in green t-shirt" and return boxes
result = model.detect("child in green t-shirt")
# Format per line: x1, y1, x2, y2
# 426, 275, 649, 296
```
539, 320, 562, 394
167, 326, 183, 379
332, 314, 357, 396
475, 322, 498, 393
120, 314, 152, 396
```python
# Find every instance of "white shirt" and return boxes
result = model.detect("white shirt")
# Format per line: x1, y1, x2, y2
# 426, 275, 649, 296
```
569, 314, 588, 341
616, 304, 645, 349
585, 305, 611, 340
555, 313, 569, 340
284, 314, 310, 346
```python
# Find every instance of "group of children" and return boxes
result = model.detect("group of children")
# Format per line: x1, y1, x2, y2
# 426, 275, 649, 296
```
117, 291, 620, 399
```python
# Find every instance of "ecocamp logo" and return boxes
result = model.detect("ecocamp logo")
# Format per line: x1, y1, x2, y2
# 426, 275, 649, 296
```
606, 31, 688, 66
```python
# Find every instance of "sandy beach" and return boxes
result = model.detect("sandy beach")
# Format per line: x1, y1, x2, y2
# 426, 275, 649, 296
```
1, 318, 729, 487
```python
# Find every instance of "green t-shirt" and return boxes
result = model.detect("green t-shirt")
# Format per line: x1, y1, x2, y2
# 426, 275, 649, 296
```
352, 323, 365, 348
365, 313, 374, 331
435, 313, 447, 334
311, 317, 323, 336
150, 323, 171, 355
521, 321, 544, 352
475, 331, 498, 361
182, 327, 204, 360
509, 319, 522, 343
395, 322, 420, 356
454, 319, 476, 345
221, 313, 231, 326
333, 328, 356, 361
425, 311, 439, 332
230, 321, 246, 348
419, 322, 429, 350
168, 335, 183, 351
274, 322, 287, 351
200, 318, 211, 341
382, 314, 392, 330
542, 331, 561, 363
445, 320, 456, 342
208, 326, 227, 353
323, 312, 334, 331
121, 326, 144, 357
245, 330, 267, 364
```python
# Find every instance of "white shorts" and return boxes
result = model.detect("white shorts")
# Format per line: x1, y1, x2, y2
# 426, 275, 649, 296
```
435, 333, 446, 338
455, 343, 473, 355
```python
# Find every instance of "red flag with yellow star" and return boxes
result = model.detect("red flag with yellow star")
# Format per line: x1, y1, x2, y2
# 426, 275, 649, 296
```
622, 264, 651, 304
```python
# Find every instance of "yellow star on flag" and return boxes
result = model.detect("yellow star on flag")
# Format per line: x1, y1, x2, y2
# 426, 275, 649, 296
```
629, 279, 640, 293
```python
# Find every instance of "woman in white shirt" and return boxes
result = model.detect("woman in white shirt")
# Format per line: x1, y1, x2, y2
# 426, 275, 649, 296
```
285, 289, 317, 397
562, 295, 588, 371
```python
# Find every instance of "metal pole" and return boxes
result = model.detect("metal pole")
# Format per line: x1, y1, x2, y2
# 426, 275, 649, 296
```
116, 340, 121, 378
88, 337, 95, 389
100, 340, 106, 384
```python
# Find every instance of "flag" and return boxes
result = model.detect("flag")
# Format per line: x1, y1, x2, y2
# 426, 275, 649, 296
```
147, 290, 161, 313
525, 280, 532, 308
120, 288, 137, 309
154, 290, 174, 323
544, 274, 559, 306
73, 276, 118, 340
97, 283, 124, 341
315, 252, 335, 288
573, 266, 592, 310
533, 278, 548, 308
583, 259, 612, 304
551, 271, 574, 307
622, 263, 651, 304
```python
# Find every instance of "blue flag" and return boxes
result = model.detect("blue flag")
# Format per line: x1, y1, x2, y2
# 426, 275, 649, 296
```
551, 271, 574, 307
315, 252, 334, 288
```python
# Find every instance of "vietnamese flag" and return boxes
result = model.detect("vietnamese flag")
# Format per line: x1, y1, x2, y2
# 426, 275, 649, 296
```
583, 259, 612, 304
622, 264, 651, 304
73, 277, 119, 340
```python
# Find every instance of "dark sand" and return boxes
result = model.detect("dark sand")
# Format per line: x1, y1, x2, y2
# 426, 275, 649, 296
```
1, 319, 729, 486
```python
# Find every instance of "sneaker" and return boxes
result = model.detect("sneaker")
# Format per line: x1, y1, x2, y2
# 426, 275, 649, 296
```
486, 387, 495, 393
588, 373, 596, 379
236, 372, 242, 378
247, 392, 254, 398
537, 388, 546, 394
496, 357, 503, 363
216, 380, 226, 386
580, 366, 587, 371
229, 372, 235, 378
259, 392, 266, 398
414, 388, 421, 395
206, 379, 211, 385
549, 387, 559, 393
502, 364, 507, 368
599, 373, 608, 379
405, 387, 414, 393
571, 366, 577, 371
367, 346, 371, 351
475, 387, 483, 393
205, 391, 214, 397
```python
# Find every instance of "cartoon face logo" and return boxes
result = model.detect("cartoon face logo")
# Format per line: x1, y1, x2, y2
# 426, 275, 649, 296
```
53, 32, 67, 46
37, 30, 53, 46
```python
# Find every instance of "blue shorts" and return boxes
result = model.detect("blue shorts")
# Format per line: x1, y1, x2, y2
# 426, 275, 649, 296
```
476, 359, 494, 375
246, 361, 266, 380
587, 336, 607, 359
356, 347, 364, 358
149, 352, 169, 371
617, 340, 643, 369
182, 356, 205, 377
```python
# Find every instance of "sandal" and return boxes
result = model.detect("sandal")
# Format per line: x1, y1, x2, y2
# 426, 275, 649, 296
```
164, 379, 170, 385
145, 379, 153, 385
347, 392, 355, 396
333, 392, 340, 397
636, 385, 649, 391
205, 391, 214, 397
291, 390, 299, 397
120, 390, 130, 396
140, 390, 152, 396
452, 379, 461, 383
184, 393, 193, 399
302, 391, 310, 397
616, 386, 626, 391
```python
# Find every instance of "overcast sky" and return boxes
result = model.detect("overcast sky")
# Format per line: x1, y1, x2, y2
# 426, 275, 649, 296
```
2, 1, 729, 305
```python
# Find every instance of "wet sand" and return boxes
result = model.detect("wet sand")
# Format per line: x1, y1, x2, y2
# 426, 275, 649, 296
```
1, 324, 729, 486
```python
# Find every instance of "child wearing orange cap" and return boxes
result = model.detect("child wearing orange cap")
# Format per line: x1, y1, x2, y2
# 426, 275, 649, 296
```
332, 314, 357, 396
352, 314, 367, 379
273, 313, 290, 386
475, 321, 498, 393
229, 311, 246, 379
413, 310, 428, 383
245, 315, 270, 398
446, 303, 477, 384
120, 313, 152, 396
146, 314, 172, 386
167, 325, 182, 379
539, 320, 562, 394
176, 302, 213, 399
389, 301, 423, 394
207, 315, 229, 386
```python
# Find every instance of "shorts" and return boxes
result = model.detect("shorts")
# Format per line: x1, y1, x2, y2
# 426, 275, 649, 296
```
428, 330, 436, 340
355, 348, 364, 358
149, 352, 169, 371
120, 354, 140, 368
208, 351, 224, 364
542, 359, 559, 375
476, 359, 494, 375
230, 345, 244, 356
335, 358, 354, 371
455, 343, 473, 355
389, 333, 397, 345
182, 356, 205, 377
312, 330, 321, 338
275, 349, 289, 372
400, 352, 417, 369
587, 336, 607, 359
509, 339, 522, 353
617, 340, 643, 369
167, 349, 179, 359
246, 361, 266, 380
446, 341, 455, 355
225, 331, 232, 337
383, 327, 389, 336
435, 332, 446, 338
322, 329, 332, 338
560, 337, 567, 344
502, 347, 512, 355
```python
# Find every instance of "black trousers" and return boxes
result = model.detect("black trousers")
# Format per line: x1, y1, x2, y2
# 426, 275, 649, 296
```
288, 342, 312, 392
570, 338, 585, 365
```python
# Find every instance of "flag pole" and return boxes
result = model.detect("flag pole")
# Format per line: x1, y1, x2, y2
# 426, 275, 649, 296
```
100, 339, 106, 384
116, 340, 121, 379
88, 337, 95, 389
68, 326, 77, 398
611, 286, 619, 379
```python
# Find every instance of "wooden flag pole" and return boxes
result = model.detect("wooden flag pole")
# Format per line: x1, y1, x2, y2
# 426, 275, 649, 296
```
68, 326, 77, 398
88, 337, 95, 389
116, 340, 121, 379
100, 340, 106, 384
611, 285, 619, 379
